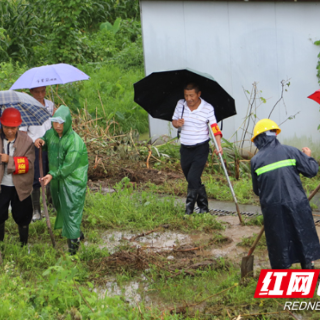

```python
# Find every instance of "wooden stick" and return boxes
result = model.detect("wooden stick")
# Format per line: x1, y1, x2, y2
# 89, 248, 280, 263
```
308, 183, 320, 202
39, 146, 56, 248
130, 227, 162, 242
73, 280, 94, 312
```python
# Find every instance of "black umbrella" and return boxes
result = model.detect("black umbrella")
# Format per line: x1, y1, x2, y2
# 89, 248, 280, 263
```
134, 68, 236, 122
134, 68, 243, 224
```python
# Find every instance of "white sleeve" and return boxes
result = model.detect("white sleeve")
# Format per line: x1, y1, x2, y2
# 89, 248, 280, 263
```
207, 105, 218, 126
19, 126, 28, 132
172, 100, 183, 120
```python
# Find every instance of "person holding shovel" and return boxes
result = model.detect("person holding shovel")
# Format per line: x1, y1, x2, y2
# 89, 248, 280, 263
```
251, 119, 320, 269
0, 108, 35, 246
172, 83, 223, 215
35, 105, 88, 255
20, 86, 55, 221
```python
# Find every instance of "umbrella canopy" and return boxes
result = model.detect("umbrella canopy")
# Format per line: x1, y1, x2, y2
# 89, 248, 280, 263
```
0, 91, 51, 126
10, 63, 90, 90
308, 89, 320, 104
134, 68, 236, 122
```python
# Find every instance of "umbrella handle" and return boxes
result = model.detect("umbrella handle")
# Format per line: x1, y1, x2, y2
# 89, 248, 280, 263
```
209, 128, 243, 225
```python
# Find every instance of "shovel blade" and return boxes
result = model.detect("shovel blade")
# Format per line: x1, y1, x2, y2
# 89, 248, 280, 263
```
241, 255, 254, 278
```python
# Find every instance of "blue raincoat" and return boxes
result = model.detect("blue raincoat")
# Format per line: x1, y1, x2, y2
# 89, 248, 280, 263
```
251, 134, 320, 269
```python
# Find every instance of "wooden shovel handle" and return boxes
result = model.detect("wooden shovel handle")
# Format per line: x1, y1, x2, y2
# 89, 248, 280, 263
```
39, 146, 56, 248
247, 226, 265, 257
308, 184, 320, 202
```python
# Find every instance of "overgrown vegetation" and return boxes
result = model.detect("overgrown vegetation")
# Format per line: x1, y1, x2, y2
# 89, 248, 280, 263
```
1, 2, 320, 319
0, 0, 148, 133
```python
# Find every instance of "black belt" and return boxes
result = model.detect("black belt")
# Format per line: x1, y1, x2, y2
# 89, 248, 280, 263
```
181, 139, 209, 149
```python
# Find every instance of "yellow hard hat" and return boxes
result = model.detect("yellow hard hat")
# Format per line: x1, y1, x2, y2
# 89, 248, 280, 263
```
251, 119, 281, 142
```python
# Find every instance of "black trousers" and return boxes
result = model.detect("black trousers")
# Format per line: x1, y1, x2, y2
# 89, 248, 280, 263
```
0, 186, 33, 226
180, 141, 209, 189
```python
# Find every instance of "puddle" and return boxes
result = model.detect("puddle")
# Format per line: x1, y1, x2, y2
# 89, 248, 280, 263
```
95, 278, 148, 304
208, 215, 271, 268
94, 230, 194, 253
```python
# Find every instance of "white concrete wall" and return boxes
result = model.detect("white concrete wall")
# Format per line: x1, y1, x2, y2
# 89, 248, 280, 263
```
140, 1, 320, 152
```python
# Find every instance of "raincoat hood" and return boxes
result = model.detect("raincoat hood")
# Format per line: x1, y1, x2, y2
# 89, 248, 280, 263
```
254, 132, 277, 150
51, 105, 72, 136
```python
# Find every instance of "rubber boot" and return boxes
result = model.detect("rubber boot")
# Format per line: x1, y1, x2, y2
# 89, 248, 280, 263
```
301, 261, 315, 269
18, 225, 29, 247
67, 238, 80, 255
0, 222, 5, 241
31, 188, 41, 221
197, 185, 209, 213
185, 188, 198, 215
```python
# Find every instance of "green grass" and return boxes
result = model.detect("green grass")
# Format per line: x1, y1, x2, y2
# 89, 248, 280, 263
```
0, 182, 226, 319
83, 177, 224, 232
237, 233, 267, 249
2, 177, 320, 319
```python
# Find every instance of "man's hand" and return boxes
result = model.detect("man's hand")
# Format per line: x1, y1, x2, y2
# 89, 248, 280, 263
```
172, 119, 184, 128
302, 147, 311, 157
40, 174, 52, 186
0, 154, 9, 163
35, 139, 45, 149
214, 145, 223, 155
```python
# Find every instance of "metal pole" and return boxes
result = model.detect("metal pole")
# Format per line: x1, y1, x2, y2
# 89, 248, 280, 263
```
209, 129, 243, 224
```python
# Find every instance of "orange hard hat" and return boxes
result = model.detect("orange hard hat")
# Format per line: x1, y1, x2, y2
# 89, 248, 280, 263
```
0, 108, 22, 127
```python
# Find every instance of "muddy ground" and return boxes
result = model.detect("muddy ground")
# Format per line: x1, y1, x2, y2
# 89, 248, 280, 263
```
88, 160, 184, 186
86, 214, 320, 307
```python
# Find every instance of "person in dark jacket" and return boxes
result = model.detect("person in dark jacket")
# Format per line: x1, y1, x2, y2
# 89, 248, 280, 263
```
251, 119, 320, 269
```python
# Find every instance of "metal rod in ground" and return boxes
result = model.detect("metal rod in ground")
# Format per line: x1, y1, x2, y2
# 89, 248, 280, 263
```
209, 130, 243, 224
39, 146, 56, 248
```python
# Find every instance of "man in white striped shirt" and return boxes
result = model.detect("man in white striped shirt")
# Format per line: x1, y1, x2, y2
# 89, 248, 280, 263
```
172, 83, 223, 215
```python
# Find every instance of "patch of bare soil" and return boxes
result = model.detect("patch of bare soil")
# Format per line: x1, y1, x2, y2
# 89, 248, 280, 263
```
87, 220, 267, 285
88, 161, 184, 186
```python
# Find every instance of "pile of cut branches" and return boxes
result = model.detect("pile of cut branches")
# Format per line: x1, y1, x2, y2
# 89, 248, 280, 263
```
72, 108, 177, 180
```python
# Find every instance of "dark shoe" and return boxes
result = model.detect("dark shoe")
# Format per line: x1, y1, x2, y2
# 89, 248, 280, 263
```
197, 185, 209, 213
18, 225, 29, 247
0, 222, 4, 241
301, 261, 315, 269
80, 231, 85, 241
31, 188, 41, 221
185, 188, 198, 215
67, 238, 80, 255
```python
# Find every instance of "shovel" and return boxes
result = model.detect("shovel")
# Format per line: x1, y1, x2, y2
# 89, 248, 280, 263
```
241, 181, 320, 278
39, 146, 56, 248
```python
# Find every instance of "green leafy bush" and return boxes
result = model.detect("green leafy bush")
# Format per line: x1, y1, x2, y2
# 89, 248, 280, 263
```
0, 61, 28, 90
